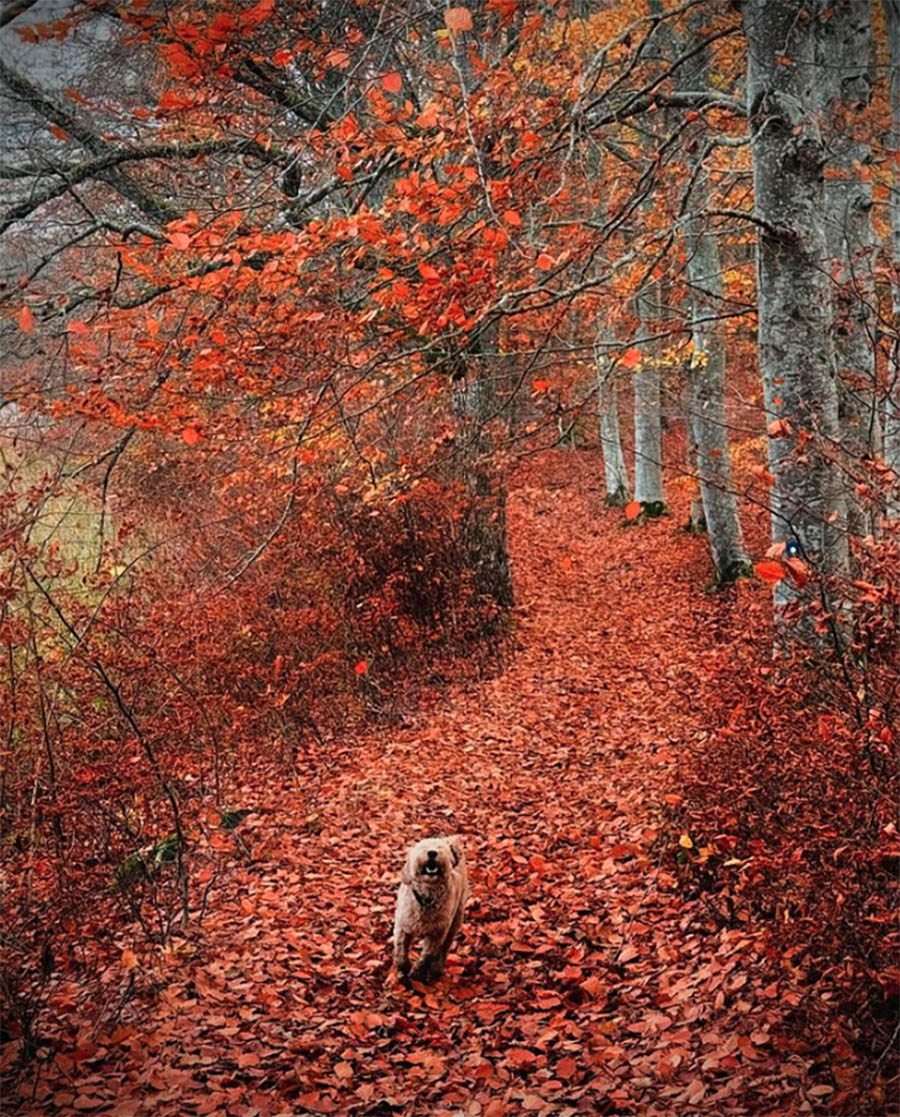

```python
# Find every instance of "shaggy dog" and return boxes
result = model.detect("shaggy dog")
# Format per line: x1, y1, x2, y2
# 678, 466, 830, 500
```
393, 835, 467, 984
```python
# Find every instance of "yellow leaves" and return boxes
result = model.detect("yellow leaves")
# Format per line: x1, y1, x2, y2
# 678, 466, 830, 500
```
678, 834, 694, 850
121, 948, 138, 971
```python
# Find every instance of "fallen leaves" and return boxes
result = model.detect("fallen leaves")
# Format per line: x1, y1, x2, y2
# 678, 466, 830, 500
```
6, 452, 858, 1116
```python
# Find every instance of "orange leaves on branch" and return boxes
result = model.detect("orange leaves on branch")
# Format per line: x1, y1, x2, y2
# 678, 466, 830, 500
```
326, 48, 351, 69
182, 425, 202, 446
240, 0, 275, 30
120, 948, 138, 971
754, 561, 785, 584
621, 347, 642, 369
169, 231, 192, 251
18, 305, 35, 332
784, 556, 809, 587
624, 501, 641, 521
750, 464, 776, 486
418, 262, 440, 283
354, 661, 368, 675
161, 42, 202, 79
502, 209, 522, 227
532, 378, 550, 392
382, 72, 402, 94
444, 6, 474, 33
486, 0, 518, 19
536, 252, 554, 270
767, 418, 792, 439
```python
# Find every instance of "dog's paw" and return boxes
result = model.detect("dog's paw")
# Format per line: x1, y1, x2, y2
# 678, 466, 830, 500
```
410, 960, 435, 984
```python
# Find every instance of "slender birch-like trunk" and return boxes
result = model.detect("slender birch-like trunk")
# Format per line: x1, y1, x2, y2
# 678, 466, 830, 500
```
678, 18, 751, 581
596, 335, 630, 506
633, 285, 665, 512
684, 210, 752, 580
742, 0, 849, 616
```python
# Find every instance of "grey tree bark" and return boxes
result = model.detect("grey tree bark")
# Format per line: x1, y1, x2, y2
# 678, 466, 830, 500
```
595, 334, 630, 506
633, 285, 665, 512
446, 9, 513, 612
678, 17, 751, 581
819, 0, 880, 537
884, 0, 900, 519
684, 208, 752, 580
451, 328, 514, 613
742, 0, 849, 614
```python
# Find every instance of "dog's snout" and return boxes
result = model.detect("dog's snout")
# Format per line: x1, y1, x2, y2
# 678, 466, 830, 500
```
422, 849, 442, 875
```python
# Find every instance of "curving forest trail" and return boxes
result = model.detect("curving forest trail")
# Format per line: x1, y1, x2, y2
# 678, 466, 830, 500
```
21, 453, 843, 1117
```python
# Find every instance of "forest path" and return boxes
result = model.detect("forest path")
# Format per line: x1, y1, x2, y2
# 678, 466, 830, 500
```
36, 452, 816, 1117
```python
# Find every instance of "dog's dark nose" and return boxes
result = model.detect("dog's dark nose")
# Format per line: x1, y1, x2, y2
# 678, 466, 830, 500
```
427, 849, 438, 859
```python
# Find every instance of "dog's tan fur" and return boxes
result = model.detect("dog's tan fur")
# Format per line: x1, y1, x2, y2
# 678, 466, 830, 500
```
393, 835, 467, 983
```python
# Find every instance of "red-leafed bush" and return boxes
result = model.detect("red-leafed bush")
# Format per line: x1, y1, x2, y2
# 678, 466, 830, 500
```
678, 520, 899, 1098
0, 450, 508, 1061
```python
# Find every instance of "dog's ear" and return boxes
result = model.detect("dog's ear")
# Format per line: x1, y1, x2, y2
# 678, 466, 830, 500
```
447, 835, 464, 867
401, 852, 414, 886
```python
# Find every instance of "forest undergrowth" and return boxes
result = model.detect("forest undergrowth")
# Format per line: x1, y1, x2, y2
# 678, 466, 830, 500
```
4, 450, 896, 1117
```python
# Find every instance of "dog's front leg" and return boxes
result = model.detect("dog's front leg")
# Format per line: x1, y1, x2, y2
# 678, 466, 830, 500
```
393, 930, 412, 980
412, 934, 444, 983
431, 904, 464, 980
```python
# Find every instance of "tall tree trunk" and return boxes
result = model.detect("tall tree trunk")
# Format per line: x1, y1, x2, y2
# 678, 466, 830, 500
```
684, 207, 752, 580
596, 334, 630, 506
820, 0, 880, 537
452, 331, 514, 613
742, 0, 849, 618
884, 0, 900, 519
678, 16, 751, 582
633, 285, 665, 512
447, 8, 513, 611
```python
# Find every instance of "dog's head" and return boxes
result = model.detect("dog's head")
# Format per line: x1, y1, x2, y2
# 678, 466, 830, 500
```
402, 836, 463, 887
